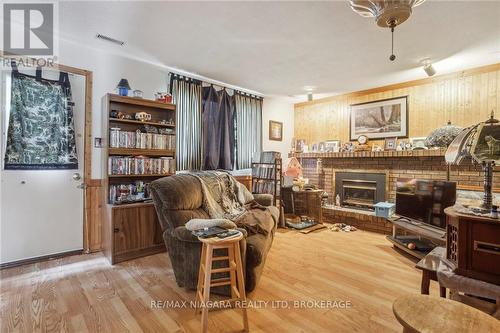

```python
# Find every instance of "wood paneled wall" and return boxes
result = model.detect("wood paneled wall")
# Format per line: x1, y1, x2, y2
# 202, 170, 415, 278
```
294, 63, 500, 145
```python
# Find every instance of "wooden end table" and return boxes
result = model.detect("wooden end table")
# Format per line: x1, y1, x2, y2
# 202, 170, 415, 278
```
415, 246, 446, 297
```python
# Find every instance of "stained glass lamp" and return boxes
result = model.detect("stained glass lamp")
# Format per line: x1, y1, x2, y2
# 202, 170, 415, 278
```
425, 121, 463, 148
446, 113, 500, 211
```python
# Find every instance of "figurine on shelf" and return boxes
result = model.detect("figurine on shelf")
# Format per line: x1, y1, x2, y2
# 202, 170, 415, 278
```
116, 79, 131, 97
135, 111, 152, 122
132, 90, 144, 98
155, 92, 173, 103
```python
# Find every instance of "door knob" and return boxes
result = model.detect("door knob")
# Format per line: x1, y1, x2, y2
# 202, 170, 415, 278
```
72, 173, 81, 181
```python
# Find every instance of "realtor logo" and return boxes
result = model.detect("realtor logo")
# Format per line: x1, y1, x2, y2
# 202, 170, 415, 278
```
3, 3, 54, 55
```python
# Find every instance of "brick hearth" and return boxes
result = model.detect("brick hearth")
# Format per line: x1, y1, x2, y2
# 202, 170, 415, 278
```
289, 149, 498, 235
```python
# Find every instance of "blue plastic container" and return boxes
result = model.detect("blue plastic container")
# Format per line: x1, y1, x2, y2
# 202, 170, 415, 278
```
374, 202, 395, 218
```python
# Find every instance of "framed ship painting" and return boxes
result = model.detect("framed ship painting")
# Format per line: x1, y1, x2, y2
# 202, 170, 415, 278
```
350, 96, 408, 141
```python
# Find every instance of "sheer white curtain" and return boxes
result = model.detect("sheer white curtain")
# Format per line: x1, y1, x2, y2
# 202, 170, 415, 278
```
234, 93, 262, 169
171, 76, 202, 171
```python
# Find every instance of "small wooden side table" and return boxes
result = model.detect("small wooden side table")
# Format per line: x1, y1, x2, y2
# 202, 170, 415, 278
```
282, 187, 324, 223
415, 246, 446, 297
196, 231, 248, 333
393, 294, 500, 333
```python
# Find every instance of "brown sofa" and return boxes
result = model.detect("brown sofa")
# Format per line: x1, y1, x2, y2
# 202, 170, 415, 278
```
150, 173, 278, 292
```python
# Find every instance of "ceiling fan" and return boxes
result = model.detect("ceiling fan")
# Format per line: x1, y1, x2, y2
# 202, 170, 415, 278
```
349, 0, 426, 61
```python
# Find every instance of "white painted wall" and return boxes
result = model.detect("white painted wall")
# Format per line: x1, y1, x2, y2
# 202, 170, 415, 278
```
262, 96, 294, 165
58, 39, 169, 179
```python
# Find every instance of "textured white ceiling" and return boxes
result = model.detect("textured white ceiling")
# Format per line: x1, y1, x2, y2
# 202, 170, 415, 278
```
59, 1, 500, 96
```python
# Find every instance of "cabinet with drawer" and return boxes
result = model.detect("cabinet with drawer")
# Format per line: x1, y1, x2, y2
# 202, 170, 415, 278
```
445, 207, 500, 285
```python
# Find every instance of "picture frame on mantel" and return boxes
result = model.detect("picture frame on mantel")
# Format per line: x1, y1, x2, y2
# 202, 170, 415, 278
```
269, 120, 283, 141
350, 96, 408, 141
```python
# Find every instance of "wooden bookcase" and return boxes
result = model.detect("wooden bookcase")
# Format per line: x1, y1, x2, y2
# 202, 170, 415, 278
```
251, 158, 282, 207
102, 94, 175, 264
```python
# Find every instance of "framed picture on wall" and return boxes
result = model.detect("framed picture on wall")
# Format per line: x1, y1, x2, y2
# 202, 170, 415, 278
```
350, 96, 408, 141
269, 120, 283, 141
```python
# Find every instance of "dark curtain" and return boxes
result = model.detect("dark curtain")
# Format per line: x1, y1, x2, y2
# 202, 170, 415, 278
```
202, 86, 235, 170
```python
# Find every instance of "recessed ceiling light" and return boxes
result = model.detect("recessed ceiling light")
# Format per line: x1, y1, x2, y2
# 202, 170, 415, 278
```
96, 34, 125, 46
303, 86, 316, 92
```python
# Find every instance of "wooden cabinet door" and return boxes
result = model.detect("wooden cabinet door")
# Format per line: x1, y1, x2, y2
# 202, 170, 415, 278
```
113, 205, 164, 257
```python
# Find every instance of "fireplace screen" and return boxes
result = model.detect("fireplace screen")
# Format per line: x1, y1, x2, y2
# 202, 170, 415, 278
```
335, 172, 386, 210
342, 180, 377, 208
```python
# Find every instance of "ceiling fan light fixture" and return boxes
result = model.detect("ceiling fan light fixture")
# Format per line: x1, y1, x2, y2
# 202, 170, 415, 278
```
349, 0, 426, 26
349, 0, 426, 61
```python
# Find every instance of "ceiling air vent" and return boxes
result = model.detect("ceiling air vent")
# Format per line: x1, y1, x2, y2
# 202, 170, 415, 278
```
96, 34, 125, 46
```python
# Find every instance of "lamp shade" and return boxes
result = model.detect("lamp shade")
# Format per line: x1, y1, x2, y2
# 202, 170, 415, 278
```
425, 121, 463, 148
116, 78, 131, 90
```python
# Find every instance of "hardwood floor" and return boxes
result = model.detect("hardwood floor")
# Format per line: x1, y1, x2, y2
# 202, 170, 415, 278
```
0, 229, 436, 333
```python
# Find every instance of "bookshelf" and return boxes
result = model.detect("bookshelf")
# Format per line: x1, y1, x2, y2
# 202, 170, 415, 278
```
102, 94, 175, 264
251, 152, 282, 207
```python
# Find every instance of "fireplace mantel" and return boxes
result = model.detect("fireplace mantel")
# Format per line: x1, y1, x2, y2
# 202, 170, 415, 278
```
289, 148, 447, 159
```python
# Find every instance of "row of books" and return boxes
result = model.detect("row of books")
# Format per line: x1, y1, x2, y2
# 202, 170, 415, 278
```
255, 151, 281, 164
252, 165, 276, 179
109, 129, 175, 150
252, 180, 277, 196
109, 181, 151, 204
108, 156, 175, 175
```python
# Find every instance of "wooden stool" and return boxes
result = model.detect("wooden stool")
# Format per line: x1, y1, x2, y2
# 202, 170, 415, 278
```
196, 231, 248, 333
415, 247, 446, 297
393, 294, 500, 333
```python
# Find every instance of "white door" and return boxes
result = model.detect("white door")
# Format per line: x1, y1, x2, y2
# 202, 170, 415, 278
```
0, 68, 86, 264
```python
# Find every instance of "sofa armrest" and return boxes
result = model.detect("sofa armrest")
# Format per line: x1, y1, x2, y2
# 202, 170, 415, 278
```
253, 193, 274, 207
172, 226, 199, 243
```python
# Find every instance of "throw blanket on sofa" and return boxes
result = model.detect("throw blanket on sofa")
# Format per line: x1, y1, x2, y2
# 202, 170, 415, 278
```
188, 170, 275, 236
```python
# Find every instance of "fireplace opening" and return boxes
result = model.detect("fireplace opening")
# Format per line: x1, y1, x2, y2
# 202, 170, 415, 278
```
342, 180, 377, 208
335, 172, 386, 210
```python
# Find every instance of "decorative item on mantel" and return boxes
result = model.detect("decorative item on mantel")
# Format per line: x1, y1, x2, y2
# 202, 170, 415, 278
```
425, 121, 464, 148
446, 112, 500, 214
116, 78, 131, 96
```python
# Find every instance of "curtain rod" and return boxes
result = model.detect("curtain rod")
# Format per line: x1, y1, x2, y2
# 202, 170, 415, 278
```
168, 72, 263, 100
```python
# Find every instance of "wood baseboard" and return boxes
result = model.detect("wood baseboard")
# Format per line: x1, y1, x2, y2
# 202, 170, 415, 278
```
0, 249, 83, 270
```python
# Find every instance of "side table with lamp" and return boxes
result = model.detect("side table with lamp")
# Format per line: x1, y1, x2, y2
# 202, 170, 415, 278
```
444, 112, 500, 285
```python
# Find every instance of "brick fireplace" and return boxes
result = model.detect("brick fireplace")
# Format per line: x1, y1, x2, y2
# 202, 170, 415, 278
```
289, 148, 497, 234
